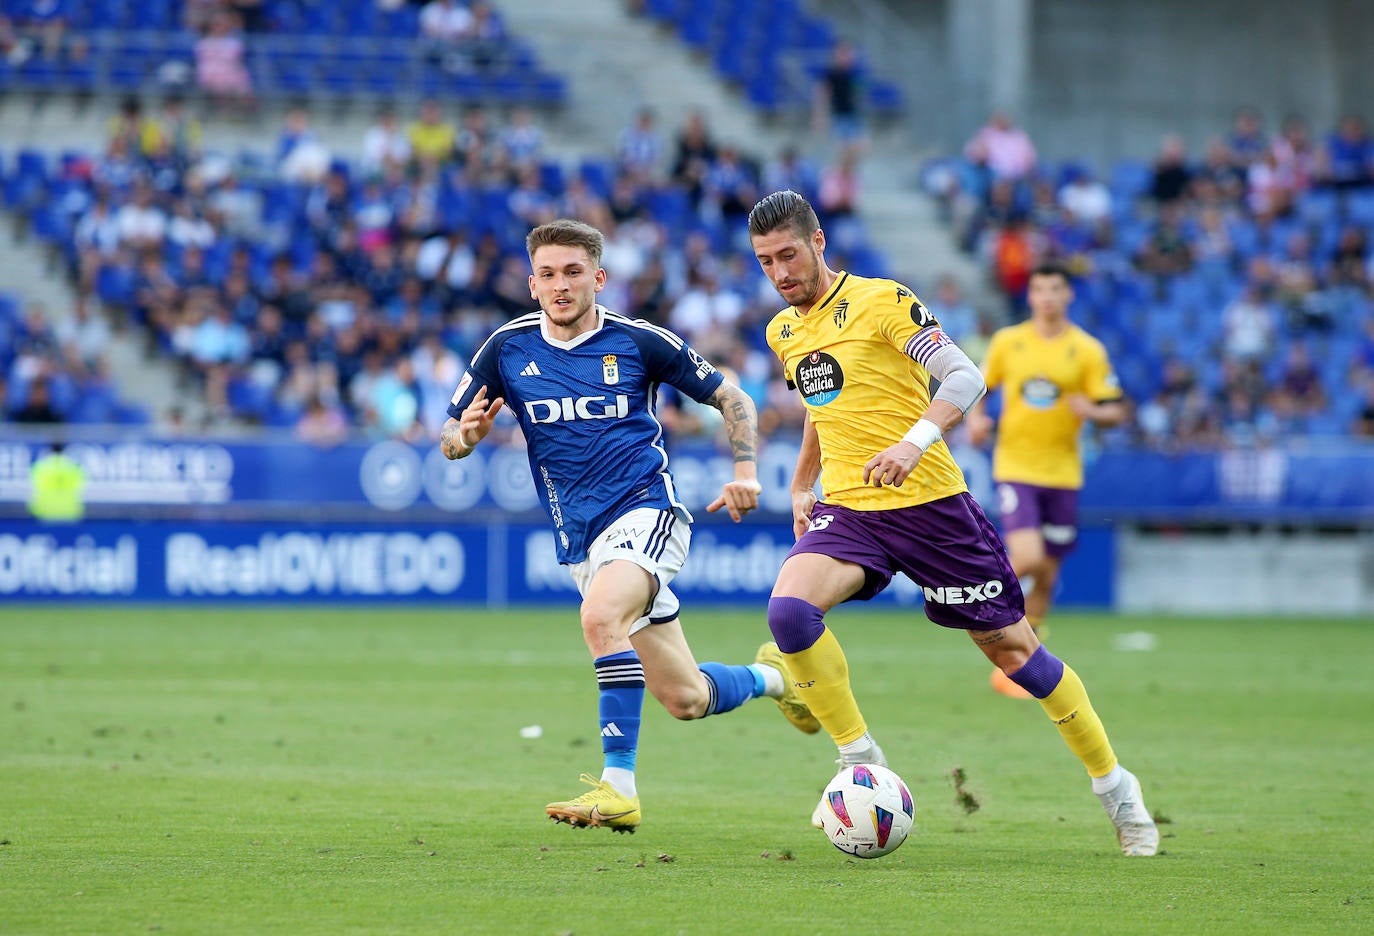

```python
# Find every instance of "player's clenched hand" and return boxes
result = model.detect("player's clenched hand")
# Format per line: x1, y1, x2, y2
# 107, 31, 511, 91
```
1064, 393, 1095, 420
459, 385, 505, 450
863, 442, 924, 488
707, 478, 762, 523
791, 489, 817, 540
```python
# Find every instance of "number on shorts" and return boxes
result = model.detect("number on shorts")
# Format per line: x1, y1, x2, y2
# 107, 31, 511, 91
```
807, 514, 834, 532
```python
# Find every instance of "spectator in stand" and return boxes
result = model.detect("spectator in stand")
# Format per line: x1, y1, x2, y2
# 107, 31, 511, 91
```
420, 0, 475, 71
498, 107, 544, 172
617, 108, 664, 183
1321, 114, 1372, 190
12, 0, 72, 62
702, 145, 759, 223
1134, 203, 1193, 279
296, 392, 351, 447
671, 110, 718, 208
466, 1, 507, 70
168, 198, 216, 250
1221, 284, 1277, 362
813, 39, 865, 149
964, 111, 1037, 182
1194, 137, 1246, 205
195, 10, 253, 106
1272, 115, 1317, 193
55, 295, 111, 374
925, 274, 978, 346
12, 373, 63, 424
817, 145, 861, 219
1268, 343, 1326, 423
1057, 165, 1112, 226
362, 105, 413, 176
116, 183, 167, 253
1247, 147, 1298, 218
989, 216, 1039, 318
1149, 134, 1192, 204
145, 96, 202, 169
1226, 107, 1268, 169
278, 106, 331, 184
410, 99, 457, 167
763, 145, 819, 202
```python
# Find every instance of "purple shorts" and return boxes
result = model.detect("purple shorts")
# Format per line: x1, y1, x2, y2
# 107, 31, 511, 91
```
789, 493, 1025, 631
995, 482, 1080, 559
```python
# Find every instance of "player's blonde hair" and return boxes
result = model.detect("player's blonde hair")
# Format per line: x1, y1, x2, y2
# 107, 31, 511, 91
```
747, 190, 820, 241
526, 218, 605, 267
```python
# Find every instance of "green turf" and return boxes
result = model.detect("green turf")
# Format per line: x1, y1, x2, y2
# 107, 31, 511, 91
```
1, 606, 1370, 935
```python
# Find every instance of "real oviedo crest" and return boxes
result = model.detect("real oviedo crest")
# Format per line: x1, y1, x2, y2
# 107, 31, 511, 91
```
602, 354, 619, 384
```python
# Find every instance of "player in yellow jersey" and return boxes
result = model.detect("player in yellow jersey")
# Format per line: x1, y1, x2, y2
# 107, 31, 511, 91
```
747, 191, 1157, 856
968, 263, 1128, 698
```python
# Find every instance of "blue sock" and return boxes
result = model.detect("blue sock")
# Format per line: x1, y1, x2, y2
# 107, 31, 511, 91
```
698, 661, 759, 716
595, 650, 644, 772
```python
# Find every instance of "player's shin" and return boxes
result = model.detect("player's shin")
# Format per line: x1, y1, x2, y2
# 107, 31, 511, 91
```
1010, 645, 1118, 778
697, 661, 762, 715
595, 650, 645, 797
768, 597, 867, 746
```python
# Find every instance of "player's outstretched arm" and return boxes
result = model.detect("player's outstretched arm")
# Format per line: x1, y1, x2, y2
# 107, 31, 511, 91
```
704, 381, 762, 522
1066, 394, 1129, 428
440, 385, 505, 460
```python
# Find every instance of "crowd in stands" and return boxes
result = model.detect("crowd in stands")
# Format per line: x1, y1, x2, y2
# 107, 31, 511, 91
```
926, 108, 1374, 448
2, 90, 888, 445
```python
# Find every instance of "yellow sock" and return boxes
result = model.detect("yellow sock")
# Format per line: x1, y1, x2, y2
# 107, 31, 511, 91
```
1039, 664, 1118, 778
783, 627, 868, 746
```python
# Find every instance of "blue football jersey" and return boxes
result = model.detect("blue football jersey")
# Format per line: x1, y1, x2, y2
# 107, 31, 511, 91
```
447, 306, 725, 563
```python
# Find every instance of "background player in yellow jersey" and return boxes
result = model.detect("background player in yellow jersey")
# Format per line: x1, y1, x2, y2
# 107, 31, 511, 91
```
747, 190, 1157, 856
968, 263, 1128, 698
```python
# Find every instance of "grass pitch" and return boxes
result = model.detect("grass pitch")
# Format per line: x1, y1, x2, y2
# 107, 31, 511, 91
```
1, 605, 1370, 935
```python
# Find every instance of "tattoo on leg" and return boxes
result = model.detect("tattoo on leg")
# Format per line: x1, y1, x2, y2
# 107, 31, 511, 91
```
973, 630, 1006, 647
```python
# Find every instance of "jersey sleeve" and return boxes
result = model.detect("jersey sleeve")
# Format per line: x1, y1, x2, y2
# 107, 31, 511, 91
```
1083, 338, 1124, 403
446, 333, 508, 419
630, 322, 725, 403
875, 281, 952, 371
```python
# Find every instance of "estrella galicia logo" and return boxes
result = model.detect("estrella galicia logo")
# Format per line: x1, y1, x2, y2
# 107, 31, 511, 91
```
795, 350, 843, 406
1021, 376, 1060, 409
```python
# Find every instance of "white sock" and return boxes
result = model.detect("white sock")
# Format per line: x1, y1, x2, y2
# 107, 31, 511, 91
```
1091, 764, 1125, 795
838, 732, 876, 757
749, 662, 785, 699
601, 766, 636, 799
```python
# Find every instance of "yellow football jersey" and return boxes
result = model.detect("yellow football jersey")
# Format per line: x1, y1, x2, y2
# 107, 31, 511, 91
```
767, 272, 968, 511
981, 321, 1122, 489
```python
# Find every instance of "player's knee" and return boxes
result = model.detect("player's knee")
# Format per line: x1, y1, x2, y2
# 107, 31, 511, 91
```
767, 596, 826, 653
579, 605, 633, 656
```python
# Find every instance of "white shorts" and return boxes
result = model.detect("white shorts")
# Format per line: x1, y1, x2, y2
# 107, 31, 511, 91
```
567, 506, 691, 635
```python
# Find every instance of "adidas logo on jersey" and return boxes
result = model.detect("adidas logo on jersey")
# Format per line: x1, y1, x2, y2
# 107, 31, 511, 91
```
601, 723, 625, 737
520, 361, 543, 377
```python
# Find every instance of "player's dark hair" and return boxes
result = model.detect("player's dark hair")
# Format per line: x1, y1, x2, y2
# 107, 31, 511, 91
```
526, 218, 604, 267
747, 190, 820, 241
1030, 261, 1072, 284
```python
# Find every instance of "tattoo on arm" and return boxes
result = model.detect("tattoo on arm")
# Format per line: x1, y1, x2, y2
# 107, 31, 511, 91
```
440, 418, 467, 460
708, 384, 758, 463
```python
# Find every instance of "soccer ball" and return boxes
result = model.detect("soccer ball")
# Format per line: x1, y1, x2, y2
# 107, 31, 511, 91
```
817, 763, 915, 858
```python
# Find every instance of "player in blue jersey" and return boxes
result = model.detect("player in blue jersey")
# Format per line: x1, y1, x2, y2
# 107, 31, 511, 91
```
441, 219, 820, 833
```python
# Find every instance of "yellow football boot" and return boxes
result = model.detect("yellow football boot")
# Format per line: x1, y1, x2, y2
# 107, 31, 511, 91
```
755, 641, 822, 734
545, 774, 641, 833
